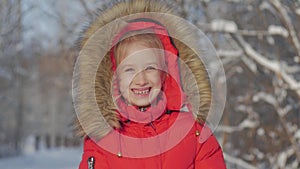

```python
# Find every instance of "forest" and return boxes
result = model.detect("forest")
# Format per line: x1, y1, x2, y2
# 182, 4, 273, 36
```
0, 0, 299, 168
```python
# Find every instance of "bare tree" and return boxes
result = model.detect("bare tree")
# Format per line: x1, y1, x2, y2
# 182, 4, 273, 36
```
0, 0, 27, 156
174, 0, 300, 168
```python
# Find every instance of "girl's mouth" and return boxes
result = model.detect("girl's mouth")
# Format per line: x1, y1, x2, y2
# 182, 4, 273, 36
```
131, 87, 151, 96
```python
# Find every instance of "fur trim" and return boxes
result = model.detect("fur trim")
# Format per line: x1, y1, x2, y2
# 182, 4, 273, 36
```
73, 0, 211, 140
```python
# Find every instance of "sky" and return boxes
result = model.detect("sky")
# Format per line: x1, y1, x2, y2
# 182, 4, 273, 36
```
22, 0, 86, 49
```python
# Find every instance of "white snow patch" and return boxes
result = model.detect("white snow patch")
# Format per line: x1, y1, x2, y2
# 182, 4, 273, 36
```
296, 8, 300, 15
226, 0, 241, 2
268, 25, 289, 37
211, 19, 238, 33
23, 135, 36, 155
253, 148, 264, 159
286, 122, 297, 133
267, 36, 275, 45
239, 119, 258, 129
241, 55, 257, 73
236, 104, 247, 112
257, 128, 265, 136
243, 153, 255, 161
217, 49, 243, 57
294, 129, 300, 139
252, 92, 276, 104
259, 1, 273, 12
278, 105, 292, 117
294, 56, 300, 62
0, 148, 82, 169
277, 148, 295, 168
278, 151, 287, 168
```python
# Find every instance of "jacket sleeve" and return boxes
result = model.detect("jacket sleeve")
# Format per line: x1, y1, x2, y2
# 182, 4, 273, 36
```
79, 137, 109, 169
194, 130, 227, 169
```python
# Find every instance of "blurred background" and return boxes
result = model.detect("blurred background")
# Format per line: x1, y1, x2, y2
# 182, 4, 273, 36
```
0, 0, 299, 168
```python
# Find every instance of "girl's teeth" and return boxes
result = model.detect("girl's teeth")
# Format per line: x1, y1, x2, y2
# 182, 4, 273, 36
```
134, 89, 149, 94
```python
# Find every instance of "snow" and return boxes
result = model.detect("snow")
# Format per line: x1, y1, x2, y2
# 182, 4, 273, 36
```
238, 119, 258, 129
257, 128, 265, 136
217, 119, 258, 133
296, 8, 300, 15
266, 36, 274, 45
259, 1, 269, 10
241, 55, 257, 73
252, 92, 276, 104
235, 103, 246, 111
236, 34, 300, 96
294, 56, 300, 62
295, 129, 300, 139
278, 151, 287, 168
226, 0, 241, 2
277, 148, 295, 168
286, 122, 297, 133
0, 148, 82, 169
268, 25, 289, 37
259, 1, 275, 14
217, 49, 243, 57
23, 135, 36, 154
279, 105, 292, 117
210, 19, 238, 33
253, 148, 264, 160
223, 152, 256, 169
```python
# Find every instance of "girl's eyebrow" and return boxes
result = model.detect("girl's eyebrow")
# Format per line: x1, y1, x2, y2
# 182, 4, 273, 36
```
145, 62, 158, 65
118, 60, 162, 70
121, 61, 158, 67
118, 63, 134, 68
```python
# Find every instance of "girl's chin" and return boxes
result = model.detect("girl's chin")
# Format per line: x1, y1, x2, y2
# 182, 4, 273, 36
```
129, 99, 151, 107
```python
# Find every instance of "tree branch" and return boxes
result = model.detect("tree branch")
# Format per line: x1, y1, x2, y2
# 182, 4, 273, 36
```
197, 22, 289, 38
270, 0, 300, 59
233, 34, 300, 97
224, 153, 257, 169
252, 92, 300, 161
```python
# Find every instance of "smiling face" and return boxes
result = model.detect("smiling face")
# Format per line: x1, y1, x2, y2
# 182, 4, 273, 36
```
116, 43, 166, 107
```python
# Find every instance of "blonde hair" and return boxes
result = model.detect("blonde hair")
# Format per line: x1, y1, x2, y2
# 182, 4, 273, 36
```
114, 31, 164, 65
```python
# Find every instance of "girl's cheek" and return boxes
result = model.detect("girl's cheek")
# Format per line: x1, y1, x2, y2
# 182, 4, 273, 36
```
118, 76, 133, 93
153, 71, 164, 84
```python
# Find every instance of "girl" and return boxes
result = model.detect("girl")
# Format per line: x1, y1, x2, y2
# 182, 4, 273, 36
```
73, 0, 226, 168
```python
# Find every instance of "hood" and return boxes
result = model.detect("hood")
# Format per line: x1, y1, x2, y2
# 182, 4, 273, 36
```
73, 0, 211, 140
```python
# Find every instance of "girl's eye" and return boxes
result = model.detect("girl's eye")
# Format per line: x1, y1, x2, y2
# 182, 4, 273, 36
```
145, 66, 157, 71
124, 68, 134, 72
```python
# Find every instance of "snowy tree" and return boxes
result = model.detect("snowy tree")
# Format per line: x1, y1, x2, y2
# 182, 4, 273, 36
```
174, 0, 300, 168
0, 0, 27, 156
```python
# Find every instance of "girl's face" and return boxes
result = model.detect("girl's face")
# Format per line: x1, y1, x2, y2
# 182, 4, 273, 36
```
116, 43, 165, 107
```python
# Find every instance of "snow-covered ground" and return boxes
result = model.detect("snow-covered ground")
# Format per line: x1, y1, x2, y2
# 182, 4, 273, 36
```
0, 148, 82, 169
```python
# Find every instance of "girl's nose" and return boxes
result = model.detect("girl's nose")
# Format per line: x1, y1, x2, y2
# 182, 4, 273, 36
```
133, 71, 148, 86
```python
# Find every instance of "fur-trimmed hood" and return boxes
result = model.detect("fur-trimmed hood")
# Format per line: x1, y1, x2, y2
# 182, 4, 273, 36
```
73, 0, 211, 140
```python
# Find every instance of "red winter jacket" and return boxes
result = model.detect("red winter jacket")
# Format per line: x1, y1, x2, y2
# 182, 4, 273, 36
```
78, 111, 226, 169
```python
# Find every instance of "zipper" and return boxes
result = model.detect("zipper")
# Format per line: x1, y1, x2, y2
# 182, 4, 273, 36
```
149, 122, 156, 131
88, 156, 95, 169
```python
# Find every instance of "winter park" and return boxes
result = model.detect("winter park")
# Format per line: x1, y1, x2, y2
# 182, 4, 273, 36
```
1, 0, 300, 169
